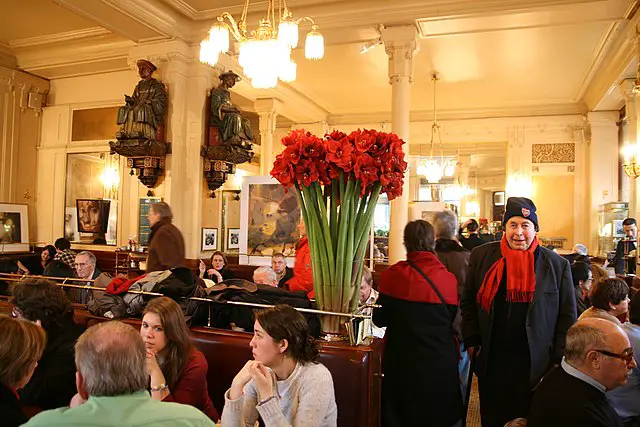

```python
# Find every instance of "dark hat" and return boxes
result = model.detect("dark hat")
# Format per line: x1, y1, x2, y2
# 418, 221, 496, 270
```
503, 197, 539, 231
219, 70, 241, 81
136, 59, 157, 72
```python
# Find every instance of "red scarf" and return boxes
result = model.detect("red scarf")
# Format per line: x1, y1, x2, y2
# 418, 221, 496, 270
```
477, 235, 539, 312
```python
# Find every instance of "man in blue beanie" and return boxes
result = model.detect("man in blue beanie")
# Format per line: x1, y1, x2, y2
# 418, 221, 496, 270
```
461, 197, 577, 427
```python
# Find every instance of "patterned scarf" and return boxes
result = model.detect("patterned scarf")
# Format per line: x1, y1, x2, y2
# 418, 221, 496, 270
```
477, 235, 539, 312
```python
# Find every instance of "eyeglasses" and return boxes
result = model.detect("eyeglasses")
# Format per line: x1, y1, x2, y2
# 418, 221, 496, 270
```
594, 347, 635, 363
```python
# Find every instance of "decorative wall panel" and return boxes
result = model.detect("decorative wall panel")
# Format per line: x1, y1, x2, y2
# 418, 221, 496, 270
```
532, 142, 575, 163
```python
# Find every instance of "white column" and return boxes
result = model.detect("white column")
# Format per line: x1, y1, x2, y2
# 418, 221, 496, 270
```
587, 111, 620, 255
254, 98, 280, 176
145, 46, 213, 259
382, 26, 418, 264
621, 79, 636, 216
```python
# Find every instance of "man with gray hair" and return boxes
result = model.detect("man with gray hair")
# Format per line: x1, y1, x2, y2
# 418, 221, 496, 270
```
23, 321, 215, 427
74, 251, 109, 304
253, 266, 278, 287
433, 210, 471, 399
528, 318, 636, 427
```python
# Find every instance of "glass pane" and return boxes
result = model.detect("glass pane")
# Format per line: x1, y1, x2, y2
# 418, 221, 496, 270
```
65, 153, 119, 245
221, 190, 241, 253
371, 194, 390, 262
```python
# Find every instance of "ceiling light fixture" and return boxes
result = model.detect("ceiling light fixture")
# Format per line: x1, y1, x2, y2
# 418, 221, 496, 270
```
200, 0, 324, 89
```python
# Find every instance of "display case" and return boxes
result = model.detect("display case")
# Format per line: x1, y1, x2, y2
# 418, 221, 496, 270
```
597, 202, 628, 259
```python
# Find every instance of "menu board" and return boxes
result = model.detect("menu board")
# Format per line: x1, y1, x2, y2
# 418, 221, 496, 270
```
138, 197, 161, 246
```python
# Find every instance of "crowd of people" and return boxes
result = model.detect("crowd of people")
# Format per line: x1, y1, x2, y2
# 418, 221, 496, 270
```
2, 198, 640, 427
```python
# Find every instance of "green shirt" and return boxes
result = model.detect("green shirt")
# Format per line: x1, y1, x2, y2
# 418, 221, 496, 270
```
21, 391, 216, 427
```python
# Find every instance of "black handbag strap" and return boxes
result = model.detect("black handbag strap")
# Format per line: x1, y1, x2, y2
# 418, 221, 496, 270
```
407, 259, 452, 321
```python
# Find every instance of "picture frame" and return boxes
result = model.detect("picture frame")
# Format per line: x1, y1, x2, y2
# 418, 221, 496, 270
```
227, 228, 241, 250
0, 203, 29, 253
239, 176, 302, 265
76, 199, 110, 233
613, 219, 625, 238
138, 197, 162, 246
202, 228, 218, 251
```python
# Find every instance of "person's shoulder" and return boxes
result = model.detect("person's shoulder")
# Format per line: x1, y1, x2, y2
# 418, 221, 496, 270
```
21, 406, 74, 426
150, 399, 215, 423
539, 246, 570, 267
300, 362, 333, 381
469, 241, 500, 258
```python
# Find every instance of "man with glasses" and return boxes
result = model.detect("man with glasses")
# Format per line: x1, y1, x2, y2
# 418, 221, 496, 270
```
528, 318, 636, 427
73, 251, 108, 304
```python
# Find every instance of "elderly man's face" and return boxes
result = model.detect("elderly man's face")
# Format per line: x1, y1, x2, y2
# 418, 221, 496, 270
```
359, 277, 372, 304
75, 254, 94, 279
592, 332, 636, 390
253, 271, 277, 287
505, 217, 536, 251
147, 207, 161, 227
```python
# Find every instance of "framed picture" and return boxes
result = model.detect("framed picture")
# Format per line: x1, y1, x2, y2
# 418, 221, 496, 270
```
138, 197, 162, 246
239, 176, 302, 265
76, 199, 110, 233
613, 219, 625, 238
227, 228, 241, 250
202, 228, 218, 251
0, 203, 29, 253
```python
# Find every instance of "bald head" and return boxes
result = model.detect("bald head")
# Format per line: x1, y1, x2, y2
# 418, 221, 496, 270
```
75, 321, 148, 396
565, 318, 634, 390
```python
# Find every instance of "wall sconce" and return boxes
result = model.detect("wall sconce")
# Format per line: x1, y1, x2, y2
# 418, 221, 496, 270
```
622, 144, 640, 178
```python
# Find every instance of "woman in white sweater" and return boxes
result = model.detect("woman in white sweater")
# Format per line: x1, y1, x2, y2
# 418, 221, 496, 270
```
221, 305, 337, 427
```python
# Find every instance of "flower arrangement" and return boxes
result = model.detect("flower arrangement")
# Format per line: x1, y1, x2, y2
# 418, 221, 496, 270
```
271, 128, 407, 333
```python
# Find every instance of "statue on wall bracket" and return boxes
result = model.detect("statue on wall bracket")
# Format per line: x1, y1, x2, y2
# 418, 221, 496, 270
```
202, 71, 254, 196
109, 59, 171, 196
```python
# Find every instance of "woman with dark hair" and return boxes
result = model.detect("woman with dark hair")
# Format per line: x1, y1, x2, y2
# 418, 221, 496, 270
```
141, 297, 219, 421
458, 218, 484, 251
579, 277, 630, 324
199, 250, 235, 283
0, 316, 47, 427
10, 279, 83, 410
16, 245, 56, 276
373, 219, 463, 427
571, 261, 593, 316
222, 305, 337, 427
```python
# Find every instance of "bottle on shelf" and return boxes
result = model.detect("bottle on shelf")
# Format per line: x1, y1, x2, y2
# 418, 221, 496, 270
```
127, 235, 133, 251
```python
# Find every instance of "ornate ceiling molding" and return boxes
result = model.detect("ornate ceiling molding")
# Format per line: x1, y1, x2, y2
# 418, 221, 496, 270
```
9, 27, 112, 49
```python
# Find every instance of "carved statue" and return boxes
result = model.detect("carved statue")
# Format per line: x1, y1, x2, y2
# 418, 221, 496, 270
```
116, 60, 167, 141
210, 71, 254, 147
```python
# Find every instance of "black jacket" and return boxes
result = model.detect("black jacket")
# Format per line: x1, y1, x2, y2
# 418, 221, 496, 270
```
277, 267, 294, 289
461, 242, 577, 385
1, 383, 28, 427
19, 314, 83, 410
528, 366, 622, 427
458, 229, 485, 252
613, 239, 636, 275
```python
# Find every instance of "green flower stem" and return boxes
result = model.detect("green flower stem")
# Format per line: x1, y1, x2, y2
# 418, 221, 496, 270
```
302, 185, 332, 307
340, 181, 361, 312
334, 178, 354, 311
311, 182, 336, 285
330, 182, 338, 253
295, 186, 324, 309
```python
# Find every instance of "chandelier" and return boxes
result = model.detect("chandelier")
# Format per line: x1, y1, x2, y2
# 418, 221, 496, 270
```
417, 73, 455, 184
199, 0, 324, 89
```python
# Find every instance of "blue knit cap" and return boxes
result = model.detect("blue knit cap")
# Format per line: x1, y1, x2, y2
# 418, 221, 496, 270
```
502, 197, 539, 231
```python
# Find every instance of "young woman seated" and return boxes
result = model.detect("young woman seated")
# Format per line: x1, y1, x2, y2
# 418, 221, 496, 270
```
141, 297, 219, 422
16, 245, 57, 276
222, 304, 337, 427
0, 316, 47, 427
199, 251, 235, 284
11, 279, 83, 410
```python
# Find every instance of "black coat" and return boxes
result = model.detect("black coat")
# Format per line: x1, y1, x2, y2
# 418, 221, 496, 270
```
461, 242, 577, 385
613, 239, 636, 275
1, 383, 28, 427
373, 251, 463, 427
528, 366, 622, 427
458, 229, 485, 252
19, 314, 83, 410
277, 267, 294, 289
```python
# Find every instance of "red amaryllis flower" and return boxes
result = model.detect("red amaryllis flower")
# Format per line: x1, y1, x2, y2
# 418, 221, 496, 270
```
384, 178, 404, 201
271, 156, 295, 187
282, 129, 306, 146
354, 154, 379, 189
281, 145, 301, 165
351, 129, 377, 153
294, 158, 320, 187
326, 137, 354, 171
300, 134, 324, 159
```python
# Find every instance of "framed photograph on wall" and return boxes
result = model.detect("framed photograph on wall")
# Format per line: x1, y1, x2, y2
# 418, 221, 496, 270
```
138, 197, 162, 246
227, 228, 241, 250
76, 199, 110, 233
202, 228, 218, 251
0, 203, 29, 253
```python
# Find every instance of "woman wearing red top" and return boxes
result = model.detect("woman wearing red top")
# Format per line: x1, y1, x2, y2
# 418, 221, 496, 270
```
141, 297, 219, 421
286, 222, 314, 298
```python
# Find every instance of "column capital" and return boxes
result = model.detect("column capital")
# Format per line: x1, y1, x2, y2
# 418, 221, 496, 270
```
381, 25, 419, 83
620, 78, 637, 100
254, 98, 281, 114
